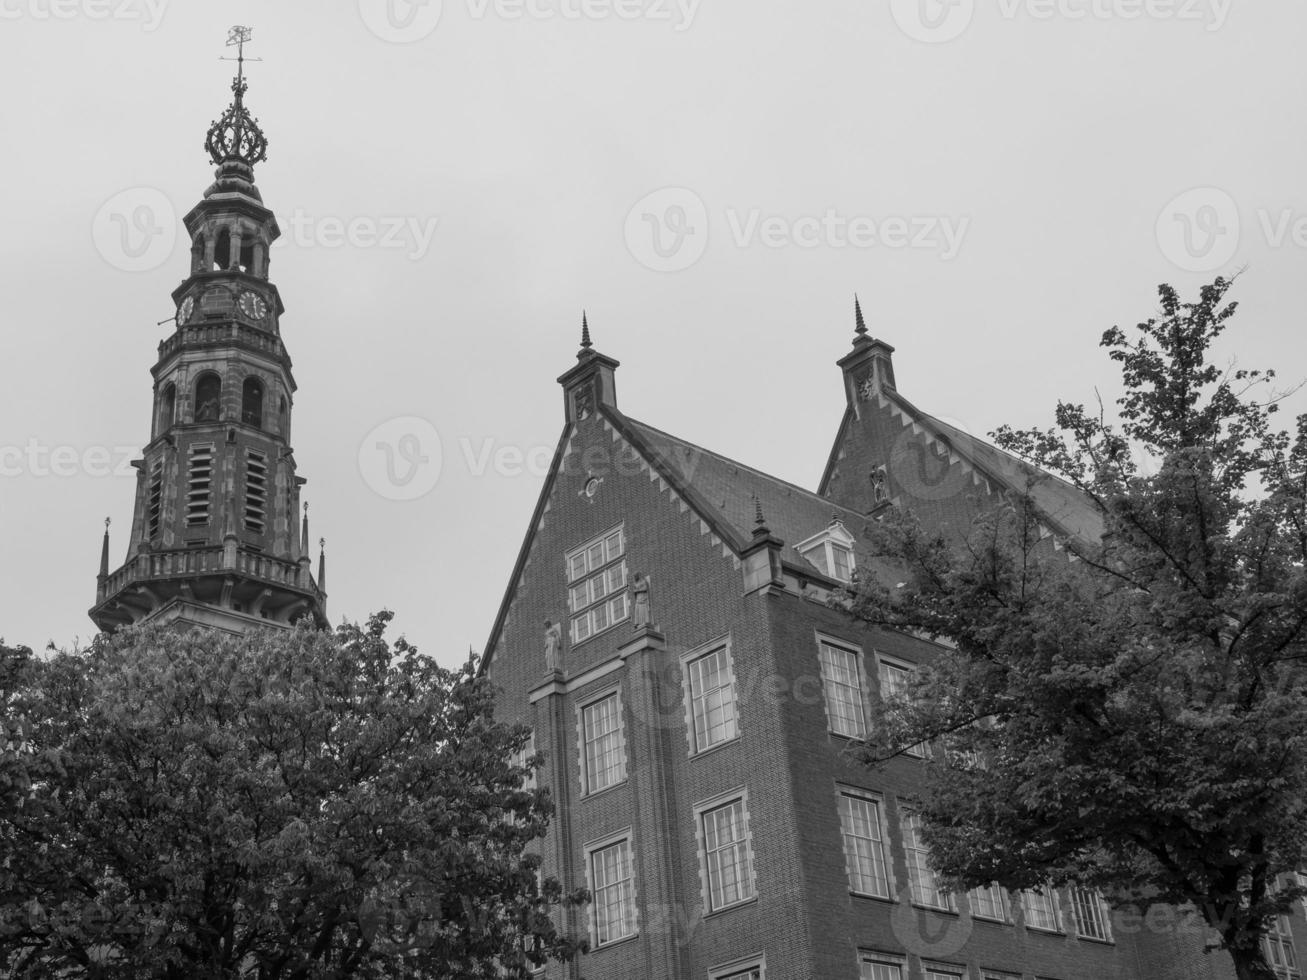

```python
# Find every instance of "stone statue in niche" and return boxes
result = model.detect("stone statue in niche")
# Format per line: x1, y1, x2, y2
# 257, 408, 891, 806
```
632, 572, 651, 629
195, 396, 220, 422
543, 620, 563, 674
870, 466, 888, 504
573, 383, 596, 421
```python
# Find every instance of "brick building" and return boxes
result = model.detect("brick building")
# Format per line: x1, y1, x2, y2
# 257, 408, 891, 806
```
479, 311, 1268, 980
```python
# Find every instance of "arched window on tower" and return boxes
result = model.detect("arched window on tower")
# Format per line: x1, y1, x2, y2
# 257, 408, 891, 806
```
158, 383, 176, 436
191, 235, 206, 274
194, 373, 222, 423
214, 228, 232, 271
242, 377, 264, 428
238, 239, 256, 275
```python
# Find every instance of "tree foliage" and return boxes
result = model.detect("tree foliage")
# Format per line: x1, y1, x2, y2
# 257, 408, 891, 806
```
849, 277, 1307, 980
0, 615, 586, 979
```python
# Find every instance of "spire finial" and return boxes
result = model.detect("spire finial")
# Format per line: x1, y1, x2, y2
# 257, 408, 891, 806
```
206, 26, 268, 169
580, 311, 593, 350
752, 494, 770, 536
317, 537, 327, 593
301, 501, 310, 555
854, 295, 868, 337
99, 517, 111, 579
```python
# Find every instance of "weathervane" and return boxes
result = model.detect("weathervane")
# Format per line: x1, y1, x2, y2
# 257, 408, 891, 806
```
205, 25, 269, 167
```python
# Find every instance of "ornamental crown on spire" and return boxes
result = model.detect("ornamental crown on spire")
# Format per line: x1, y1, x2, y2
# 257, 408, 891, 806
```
204, 26, 268, 168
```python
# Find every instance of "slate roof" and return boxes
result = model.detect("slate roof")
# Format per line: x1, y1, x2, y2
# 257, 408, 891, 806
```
881, 389, 1105, 544
622, 415, 874, 570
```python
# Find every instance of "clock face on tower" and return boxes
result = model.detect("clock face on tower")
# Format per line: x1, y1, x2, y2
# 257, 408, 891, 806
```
238, 290, 268, 321
178, 296, 195, 325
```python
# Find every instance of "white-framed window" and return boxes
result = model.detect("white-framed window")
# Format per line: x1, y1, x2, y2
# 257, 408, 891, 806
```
980, 972, 1022, 980
923, 967, 964, 980
796, 519, 858, 583
818, 638, 867, 738
579, 691, 626, 794
1070, 887, 1112, 942
900, 808, 954, 910
697, 792, 756, 912
511, 731, 536, 792
685, 642, 738, 753
1264, 913, 1299, 978
586, 834, 637, 947
1020, 888, 1062, 932
877, 657, 929, 758
968, 883, 1009, 922
859, 952, 906, 980
709, 958, 765, 980
838, 790, 892, 899
566, 526, 628, 643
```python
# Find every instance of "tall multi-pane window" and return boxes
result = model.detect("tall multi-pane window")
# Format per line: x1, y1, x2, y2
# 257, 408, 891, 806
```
700, 796, 755, 911
566, 527, 628, 642
900, 809, 953, 910
588, 837, 637, 946
838, 791, 891, 898
923, 969, 963, 980
686, 645, 738, 752
968, 883, 1009, 921
581, 693, 626, 794
1020, 888, 1062, 931
1070, 887, 1112, 941
818, 639, 867, 738
878, 658, 928, 757
860, 956, 905, 980
1264, 914, 1298, 978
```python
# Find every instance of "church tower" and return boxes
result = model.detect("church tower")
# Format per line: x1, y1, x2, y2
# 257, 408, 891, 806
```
91, 28, 327, 634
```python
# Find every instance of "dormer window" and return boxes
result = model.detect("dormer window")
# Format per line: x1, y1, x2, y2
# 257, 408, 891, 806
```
796, 520, 857, 583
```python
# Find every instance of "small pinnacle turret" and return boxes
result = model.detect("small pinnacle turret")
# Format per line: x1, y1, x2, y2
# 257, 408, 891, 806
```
854, 295, 868, 337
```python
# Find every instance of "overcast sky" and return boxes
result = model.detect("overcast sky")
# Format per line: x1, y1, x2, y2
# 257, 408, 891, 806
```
2, 1, 1304, 663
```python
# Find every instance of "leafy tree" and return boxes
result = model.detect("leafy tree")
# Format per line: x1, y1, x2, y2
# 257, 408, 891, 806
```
0, 614, 586, 979
848, 277, 1307, 980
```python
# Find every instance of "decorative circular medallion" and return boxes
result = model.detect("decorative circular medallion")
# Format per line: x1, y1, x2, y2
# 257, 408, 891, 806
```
584, 477, 602, 498
238, 290, 268, 320
178, 296, 195, 325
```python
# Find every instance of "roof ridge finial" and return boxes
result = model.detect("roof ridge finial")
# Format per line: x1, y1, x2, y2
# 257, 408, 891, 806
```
580, 311, 593, 350
854, 294, 868, 337
753, 494, 769, 533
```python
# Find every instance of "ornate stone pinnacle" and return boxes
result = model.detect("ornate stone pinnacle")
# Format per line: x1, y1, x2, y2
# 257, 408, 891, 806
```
580, 312, 593, 350
855, 295, 868, 337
